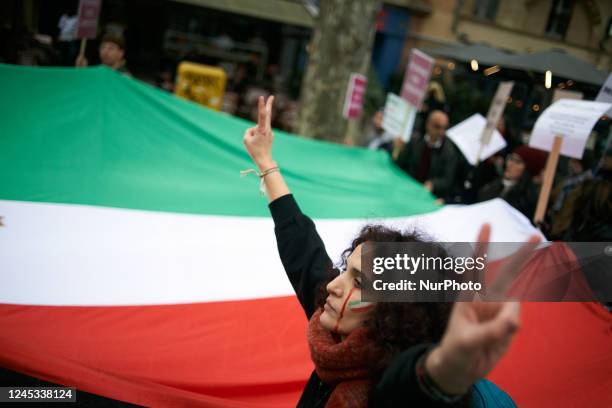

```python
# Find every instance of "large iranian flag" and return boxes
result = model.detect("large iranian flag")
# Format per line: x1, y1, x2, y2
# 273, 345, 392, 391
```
0, 65, 610, 407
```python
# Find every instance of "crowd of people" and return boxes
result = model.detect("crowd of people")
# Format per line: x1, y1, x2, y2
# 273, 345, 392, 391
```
1, 17, 300, 128
366, 96, 611, 243
5, 18, 608, 245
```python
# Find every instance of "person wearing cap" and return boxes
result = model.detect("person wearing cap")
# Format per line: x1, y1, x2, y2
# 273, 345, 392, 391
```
477, 145, 547, 220
75, 32, 130, 75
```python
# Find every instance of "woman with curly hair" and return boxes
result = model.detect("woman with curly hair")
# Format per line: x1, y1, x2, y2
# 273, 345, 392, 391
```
243, 96, 540, 407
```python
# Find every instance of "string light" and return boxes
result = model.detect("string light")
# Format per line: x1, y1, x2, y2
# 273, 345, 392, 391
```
470, 59, 479, 71
545, 70, 552, 89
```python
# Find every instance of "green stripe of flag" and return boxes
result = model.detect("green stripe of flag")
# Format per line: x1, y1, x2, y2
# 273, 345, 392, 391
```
0, 64, 437, 219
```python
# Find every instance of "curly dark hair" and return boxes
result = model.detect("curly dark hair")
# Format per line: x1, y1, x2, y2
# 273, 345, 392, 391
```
336, 225, 452, 370
316, 224, 472, 405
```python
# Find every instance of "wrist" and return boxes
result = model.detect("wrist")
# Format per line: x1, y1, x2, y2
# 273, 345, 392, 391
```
256, 159, 276, 172
425, 346, 471, 396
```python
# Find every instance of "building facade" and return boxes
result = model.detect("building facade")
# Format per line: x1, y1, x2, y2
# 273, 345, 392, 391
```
402, 0, 612, 70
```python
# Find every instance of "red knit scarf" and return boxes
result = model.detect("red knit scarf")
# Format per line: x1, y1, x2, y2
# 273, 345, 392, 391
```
307, 308, 379, 408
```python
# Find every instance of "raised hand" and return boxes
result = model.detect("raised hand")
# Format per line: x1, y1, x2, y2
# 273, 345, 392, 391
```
75, 55, 88, 67
243, 95, 275, 171
425, 224, 541, 395
242, 95, 289, 202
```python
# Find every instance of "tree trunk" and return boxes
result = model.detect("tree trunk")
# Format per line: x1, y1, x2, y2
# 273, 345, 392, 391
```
297, 0, 380, 143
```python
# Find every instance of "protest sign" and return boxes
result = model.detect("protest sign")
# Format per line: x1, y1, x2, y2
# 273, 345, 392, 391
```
480, 82, 513, 147
529, 99, 611, 159
342, 73, 367, 119
382, 93, 410, 136
400, 49, 434, 110
595, 73, 612, 103
447, 114, 507, 166
76, 0, 102, 39
175, 62, 227, 111
530, 99, 611, 225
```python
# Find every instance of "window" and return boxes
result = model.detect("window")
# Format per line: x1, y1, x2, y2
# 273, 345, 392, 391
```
472, 0, 499, 22
545, 0, 575, 39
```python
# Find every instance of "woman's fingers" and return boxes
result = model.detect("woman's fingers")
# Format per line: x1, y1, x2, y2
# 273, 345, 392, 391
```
257, 96, 266, 131
500, 301, 521, 331
437, 301, 520, 386
243, 127, 255, 142
265, 95, 274, 130
473, 223, 491, 267
457, 223, 491, 301
254, 95, 274, 135
487, 235, 541, 298
467, 302, 520, 347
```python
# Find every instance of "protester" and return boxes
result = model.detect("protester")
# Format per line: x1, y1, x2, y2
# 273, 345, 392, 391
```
477, 145, 547, 220
461, 118, 522, 204
75, 32, 130, 75
546, 151, 594, 239
366, 109, 394, 154
562, 158, 612, 311
422, 82, 450, 116
395, 110, 461, 200
243, 95, 540, 407
563, 177, 612, 242
413, 82, 450, 138
155, 68, 175, 93
57, 11, 78, 66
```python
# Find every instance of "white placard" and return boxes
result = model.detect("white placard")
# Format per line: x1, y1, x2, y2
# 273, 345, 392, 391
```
595, 73, 612, 103
400, 104, 417, 142
595, 73, 612, 116
382, 93, 410, 136
446, 114, 507, 166
529, 99, 612, 159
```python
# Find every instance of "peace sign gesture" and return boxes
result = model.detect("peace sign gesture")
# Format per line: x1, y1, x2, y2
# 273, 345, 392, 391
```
425, 224, 541, 396
243, 95, 275, 171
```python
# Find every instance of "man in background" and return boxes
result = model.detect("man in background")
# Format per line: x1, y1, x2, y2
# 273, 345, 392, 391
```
395, 110, 461, 200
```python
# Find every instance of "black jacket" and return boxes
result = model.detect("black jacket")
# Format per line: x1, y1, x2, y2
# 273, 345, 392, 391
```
269, 194, 468, 407
395, 135, 462, 200
476, 175, 539, 220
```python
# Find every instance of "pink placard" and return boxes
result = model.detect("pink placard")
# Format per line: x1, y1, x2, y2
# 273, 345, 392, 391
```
76, 0, 102, 39
343, 73, 368, 119
400, 49, 434, 110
